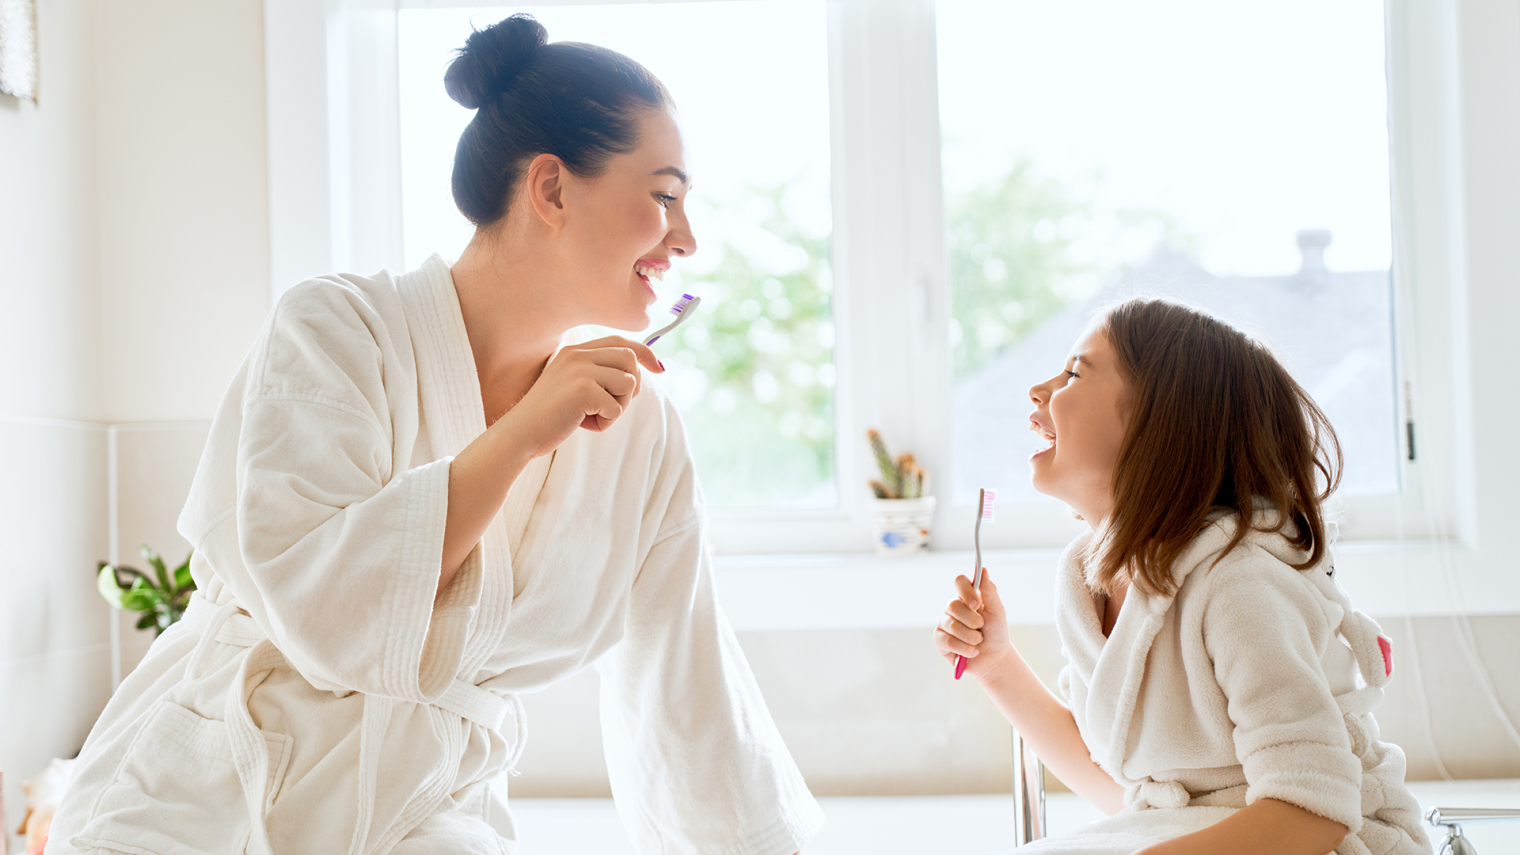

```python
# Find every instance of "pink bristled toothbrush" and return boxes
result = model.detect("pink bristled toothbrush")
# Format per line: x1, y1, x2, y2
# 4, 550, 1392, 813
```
643, 294, 701, 346
954, 487, 997, 680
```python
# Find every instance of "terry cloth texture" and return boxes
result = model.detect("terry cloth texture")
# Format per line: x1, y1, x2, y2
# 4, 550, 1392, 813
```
48, 256, 822, 855
1044, 511, 1429, 855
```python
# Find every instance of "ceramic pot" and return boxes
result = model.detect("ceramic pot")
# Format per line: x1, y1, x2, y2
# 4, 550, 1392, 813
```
870, 496, 936, 555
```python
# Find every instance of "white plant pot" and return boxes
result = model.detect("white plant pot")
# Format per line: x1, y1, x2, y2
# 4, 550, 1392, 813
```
870, 496, 937, 556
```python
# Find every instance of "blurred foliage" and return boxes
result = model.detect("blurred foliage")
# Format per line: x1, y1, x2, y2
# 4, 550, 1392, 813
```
947, 160, 1093, 378
946, 157, 1197, 378
664, 165, 1193, 507
97, 544, 194, 636
660, 184, 836, 508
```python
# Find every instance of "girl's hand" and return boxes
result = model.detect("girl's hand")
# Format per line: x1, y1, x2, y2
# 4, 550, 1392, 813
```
497, 336, 663, 458
934, 571, 1013, 680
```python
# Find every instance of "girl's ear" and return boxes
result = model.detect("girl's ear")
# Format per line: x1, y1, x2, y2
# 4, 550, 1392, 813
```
524, 154, 567, 229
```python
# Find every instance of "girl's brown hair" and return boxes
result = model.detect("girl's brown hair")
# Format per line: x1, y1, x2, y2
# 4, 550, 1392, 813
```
1088, 298, 1342, 597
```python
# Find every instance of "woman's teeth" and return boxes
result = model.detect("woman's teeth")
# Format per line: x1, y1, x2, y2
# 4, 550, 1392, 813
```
634, 263, 664, 281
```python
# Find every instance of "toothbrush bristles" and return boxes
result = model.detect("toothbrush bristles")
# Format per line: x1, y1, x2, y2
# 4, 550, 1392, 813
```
671, 294, 695, 315
981, 488, 997, 520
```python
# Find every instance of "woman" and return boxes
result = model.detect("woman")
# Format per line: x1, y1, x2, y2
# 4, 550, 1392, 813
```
49, 15, 822, 855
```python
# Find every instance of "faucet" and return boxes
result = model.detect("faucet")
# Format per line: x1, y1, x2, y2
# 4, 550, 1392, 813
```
1426, 806, 1520, 854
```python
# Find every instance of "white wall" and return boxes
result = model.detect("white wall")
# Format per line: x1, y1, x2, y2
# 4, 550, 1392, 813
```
0, 0, 108, 844
95, 0, 271, 424
0, 0, 269, 845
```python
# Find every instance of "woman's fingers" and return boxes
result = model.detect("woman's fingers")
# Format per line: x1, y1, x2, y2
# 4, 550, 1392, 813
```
579, 336, 664, 375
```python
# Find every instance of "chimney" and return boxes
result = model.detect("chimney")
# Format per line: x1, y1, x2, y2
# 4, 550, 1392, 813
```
1297, 229, 1332, 277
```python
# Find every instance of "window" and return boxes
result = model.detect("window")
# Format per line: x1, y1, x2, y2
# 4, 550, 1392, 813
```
268, 0, 1453, 556
938, 0, 1397, 505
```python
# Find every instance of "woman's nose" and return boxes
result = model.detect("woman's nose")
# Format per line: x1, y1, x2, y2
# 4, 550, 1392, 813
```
667, 214, 697, 258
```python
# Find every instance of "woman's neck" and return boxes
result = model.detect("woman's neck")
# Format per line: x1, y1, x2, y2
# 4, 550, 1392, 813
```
451, 227, 572, 422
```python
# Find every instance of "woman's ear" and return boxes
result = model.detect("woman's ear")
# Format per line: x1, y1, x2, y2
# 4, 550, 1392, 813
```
524, 153, 567, 229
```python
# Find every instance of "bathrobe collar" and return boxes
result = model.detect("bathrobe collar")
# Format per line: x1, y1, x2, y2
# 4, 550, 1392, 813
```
395, 254, 555, 676
1056, 509, 1306, 779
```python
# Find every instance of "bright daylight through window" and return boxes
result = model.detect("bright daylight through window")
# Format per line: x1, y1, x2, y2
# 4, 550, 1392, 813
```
939, 0, 1397, 505
399, 1, 835, 510
401, 0, 1399, 524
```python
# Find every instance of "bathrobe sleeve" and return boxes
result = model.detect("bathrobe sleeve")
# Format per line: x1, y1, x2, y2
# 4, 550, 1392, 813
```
1201, 549, 1364, 833
594, 407, 823, 855
189, 279, 465, 702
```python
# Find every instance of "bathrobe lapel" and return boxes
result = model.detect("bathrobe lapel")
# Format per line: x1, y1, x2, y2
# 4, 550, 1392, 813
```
1057, 522, 1233, 781
396, 257, 554, 678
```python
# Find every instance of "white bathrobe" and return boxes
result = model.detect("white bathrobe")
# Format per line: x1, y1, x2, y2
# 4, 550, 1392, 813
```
48, 256, 824, 855
1019, 512, 1429, 855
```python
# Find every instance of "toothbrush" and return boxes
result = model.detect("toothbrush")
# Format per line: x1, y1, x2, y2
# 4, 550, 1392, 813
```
643, 294, 702, 346
954, 487, 997, 680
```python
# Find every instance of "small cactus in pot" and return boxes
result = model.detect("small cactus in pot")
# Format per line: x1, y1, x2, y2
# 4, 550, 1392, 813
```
865, 429, 935, 554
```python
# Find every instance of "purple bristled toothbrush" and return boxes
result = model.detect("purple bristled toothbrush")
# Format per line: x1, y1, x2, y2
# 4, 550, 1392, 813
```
643, 294, 701, 346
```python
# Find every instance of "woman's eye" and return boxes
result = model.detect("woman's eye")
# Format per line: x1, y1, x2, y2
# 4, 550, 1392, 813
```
655, 193, 677, 209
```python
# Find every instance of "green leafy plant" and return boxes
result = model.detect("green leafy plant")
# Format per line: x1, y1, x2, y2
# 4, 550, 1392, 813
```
97, 544, 195, 635
866, 428, 927, 499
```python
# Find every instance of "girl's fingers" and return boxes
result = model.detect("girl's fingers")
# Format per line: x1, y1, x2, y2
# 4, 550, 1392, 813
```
933, 626, 980, 659
979, 571, 1006, 619
945, 596, 984, 630
954, 573, 987, 613
938, 611, 983, 646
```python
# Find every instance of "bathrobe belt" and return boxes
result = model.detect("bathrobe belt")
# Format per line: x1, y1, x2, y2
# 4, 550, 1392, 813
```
181, 593, 526, 855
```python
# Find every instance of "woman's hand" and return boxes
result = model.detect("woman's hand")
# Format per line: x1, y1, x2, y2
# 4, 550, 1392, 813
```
934, 570, 1014, 681
496, 335, 663, 458
439, 336, 661, 596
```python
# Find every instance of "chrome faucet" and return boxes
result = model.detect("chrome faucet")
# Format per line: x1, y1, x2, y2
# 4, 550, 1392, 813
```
1427, 806, 1520, 855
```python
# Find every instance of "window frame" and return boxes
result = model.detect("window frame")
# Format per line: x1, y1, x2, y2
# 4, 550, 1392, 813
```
264, 0, 1466, 562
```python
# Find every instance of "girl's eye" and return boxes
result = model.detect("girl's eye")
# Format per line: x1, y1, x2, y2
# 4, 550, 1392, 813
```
1064, 370, 1079, 380
655, 193, 677, 209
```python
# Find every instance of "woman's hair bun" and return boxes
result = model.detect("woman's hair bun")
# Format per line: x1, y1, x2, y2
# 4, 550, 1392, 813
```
444, 14, 548, 110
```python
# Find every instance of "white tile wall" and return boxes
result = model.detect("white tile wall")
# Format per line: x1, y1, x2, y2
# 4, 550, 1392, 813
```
0, 420, 111, 852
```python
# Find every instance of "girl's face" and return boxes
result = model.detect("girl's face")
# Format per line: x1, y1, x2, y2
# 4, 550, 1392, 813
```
560, 108, 697, 330
1027, 325, 1132, 525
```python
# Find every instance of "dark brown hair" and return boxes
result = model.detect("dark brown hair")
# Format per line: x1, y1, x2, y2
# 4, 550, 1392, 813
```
1088, 298, 1342, 597
444, 14, 671, 226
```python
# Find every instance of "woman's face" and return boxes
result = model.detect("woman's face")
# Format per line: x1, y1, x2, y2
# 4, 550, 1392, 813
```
560, 108, 697, 330
1027, 324, 1132, 524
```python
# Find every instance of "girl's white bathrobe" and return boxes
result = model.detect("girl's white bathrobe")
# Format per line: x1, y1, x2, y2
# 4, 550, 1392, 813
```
48, 256, 824, 855
1022, 512, 1430, 855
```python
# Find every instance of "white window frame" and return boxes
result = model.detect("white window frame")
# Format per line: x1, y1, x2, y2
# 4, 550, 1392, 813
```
264, 0, 1520, 617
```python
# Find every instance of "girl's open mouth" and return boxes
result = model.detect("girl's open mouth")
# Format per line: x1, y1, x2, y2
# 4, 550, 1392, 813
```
1030, 421, 1056, 458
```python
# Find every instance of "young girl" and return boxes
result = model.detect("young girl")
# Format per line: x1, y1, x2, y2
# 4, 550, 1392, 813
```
935, 298, 1430, 855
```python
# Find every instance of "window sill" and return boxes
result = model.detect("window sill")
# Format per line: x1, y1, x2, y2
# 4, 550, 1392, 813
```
713, 540, 1461, 632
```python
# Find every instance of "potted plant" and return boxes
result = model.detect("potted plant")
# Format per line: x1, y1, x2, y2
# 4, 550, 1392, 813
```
866, 429, 935, 555
96, 544, 195, 636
